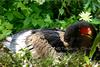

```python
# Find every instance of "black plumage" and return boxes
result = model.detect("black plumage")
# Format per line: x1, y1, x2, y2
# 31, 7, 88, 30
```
64, 20, 97, 49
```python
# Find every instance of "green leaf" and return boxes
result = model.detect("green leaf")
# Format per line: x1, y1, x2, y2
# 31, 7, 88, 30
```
0, 29, 12, 40
23, 17, 32, 28
37, 19, 44, 27
2, 29, 12, 36
84, 56, 90, 64
22, 9, 31, 17
44, 15, 52, 23
32, 18, 45, 28
0, 26, 4, 31
23, 0, 29, 4
31, 4, 41, 14
32, 19, 38, 26
59, 8, 64, 15
92, 3, 96, 12
84, 0, 91, 10
5, 12, 14, 21
17, 2, 26, 9
90, 19, 100, 24
3, 22, 13, 30
13, 11, 24, 19
89, 32, 100, 58
0, 34, 5, 40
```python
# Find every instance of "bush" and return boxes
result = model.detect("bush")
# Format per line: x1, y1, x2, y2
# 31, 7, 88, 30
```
0, 0, 100, 66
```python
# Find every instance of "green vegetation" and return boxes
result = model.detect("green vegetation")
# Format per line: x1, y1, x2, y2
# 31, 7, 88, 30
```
0, 0, 100, 40
0, 0, 100, 67
0, 48, 99, 67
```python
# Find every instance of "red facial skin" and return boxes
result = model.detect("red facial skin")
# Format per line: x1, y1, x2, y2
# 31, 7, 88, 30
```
79, 27, 93, 48
79, 27, 92, 37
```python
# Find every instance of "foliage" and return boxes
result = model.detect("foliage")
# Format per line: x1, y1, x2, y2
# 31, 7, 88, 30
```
89, 32, 100, 59
0, 18, 13, 40
83, 0, 100, 13
0, 0, 99, 40
0, 0, 100, 66
0, 48, 99, 67
0, 51, 12, 66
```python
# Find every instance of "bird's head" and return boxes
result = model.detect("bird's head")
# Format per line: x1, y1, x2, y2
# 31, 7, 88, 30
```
64, 20, 96, 49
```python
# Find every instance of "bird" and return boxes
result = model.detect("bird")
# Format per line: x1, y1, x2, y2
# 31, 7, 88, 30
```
2, 20, 97, 59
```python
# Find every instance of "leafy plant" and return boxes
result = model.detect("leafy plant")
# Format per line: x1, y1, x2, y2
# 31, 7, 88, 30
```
0, 0, 100, 66
89, 32, 100, 59
1, 47, 99, 67
0, 17, 13, 40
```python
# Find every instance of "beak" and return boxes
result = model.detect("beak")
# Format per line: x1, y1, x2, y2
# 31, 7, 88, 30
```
87, 28, 92, 35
